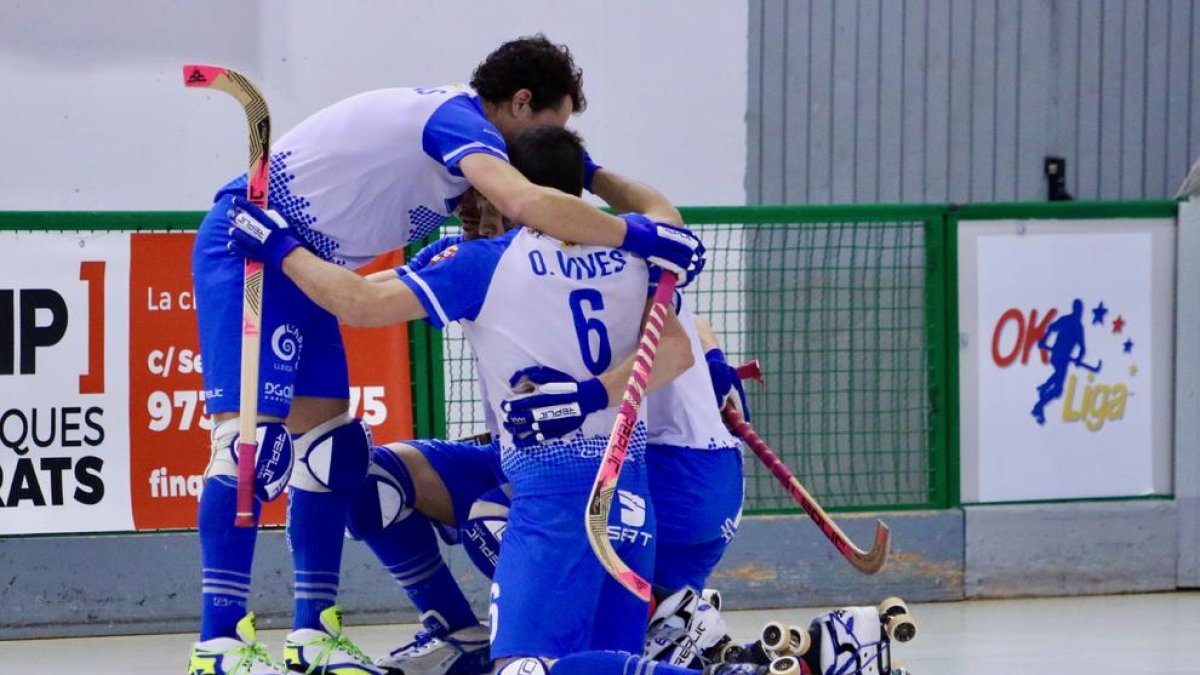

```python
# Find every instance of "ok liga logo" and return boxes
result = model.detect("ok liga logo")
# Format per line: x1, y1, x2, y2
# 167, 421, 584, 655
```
991, 298, 1137, 430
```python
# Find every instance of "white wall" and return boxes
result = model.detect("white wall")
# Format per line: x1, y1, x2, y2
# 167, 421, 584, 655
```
0, 0, 746, 211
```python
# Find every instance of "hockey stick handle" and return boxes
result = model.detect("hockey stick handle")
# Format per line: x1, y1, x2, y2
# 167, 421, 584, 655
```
185, 64, 270, 528
722, 404, 890, 574
586, 270, 679, 602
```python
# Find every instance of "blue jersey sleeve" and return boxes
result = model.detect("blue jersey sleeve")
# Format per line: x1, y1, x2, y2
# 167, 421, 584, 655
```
400, 230, 518, 328
399, 234, 465, 277
422, 95, 509, 177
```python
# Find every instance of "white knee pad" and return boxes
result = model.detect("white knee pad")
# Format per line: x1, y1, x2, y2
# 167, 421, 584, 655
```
496, 657, 552, 675
461, 484, 512, 579
290, 413, 372, 495
205, 418, 294, 501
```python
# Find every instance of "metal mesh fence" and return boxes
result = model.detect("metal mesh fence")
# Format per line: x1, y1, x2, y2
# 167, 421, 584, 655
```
436, 208, 940, 512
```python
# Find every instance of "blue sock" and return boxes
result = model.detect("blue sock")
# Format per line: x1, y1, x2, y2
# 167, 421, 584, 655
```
288, 488, 349, 630
198, 475, 261, 641
365, 509, 479, 633
357, 448, 477, 632
552, 652, 696, 675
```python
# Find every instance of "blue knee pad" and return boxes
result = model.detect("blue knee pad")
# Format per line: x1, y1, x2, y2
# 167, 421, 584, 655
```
289, 414, 371, 496
346, 446, 417, 540
461, 485, 511, 579
206, 418, 295, 501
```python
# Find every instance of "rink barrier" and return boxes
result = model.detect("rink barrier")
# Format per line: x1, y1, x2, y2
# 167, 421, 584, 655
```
1, 199, 1193, 638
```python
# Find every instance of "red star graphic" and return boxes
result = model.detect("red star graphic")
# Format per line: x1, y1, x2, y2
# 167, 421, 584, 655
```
1112, 315, 1125, 334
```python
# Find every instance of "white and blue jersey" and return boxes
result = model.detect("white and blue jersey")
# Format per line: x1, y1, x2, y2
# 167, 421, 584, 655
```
216, 86, 506, 268
399, 227, 656, 658
196, 87, 505, 416
645, 293, 745, 591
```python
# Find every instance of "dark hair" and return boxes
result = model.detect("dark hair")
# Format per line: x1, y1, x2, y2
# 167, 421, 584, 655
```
471, 34, 586, 113
508, 126, 586, 197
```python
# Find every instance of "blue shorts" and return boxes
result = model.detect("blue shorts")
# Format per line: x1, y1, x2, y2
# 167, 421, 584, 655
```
406, 438, 504, 526
193, 194, 349, 417
647, 444, 744, 591
490, 446, 655, 659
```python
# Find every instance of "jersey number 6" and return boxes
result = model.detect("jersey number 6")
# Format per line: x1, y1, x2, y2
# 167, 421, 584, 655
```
569, 289, 611, 375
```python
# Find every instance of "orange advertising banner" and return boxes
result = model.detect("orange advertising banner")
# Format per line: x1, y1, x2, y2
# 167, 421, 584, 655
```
127, 233, 413, 530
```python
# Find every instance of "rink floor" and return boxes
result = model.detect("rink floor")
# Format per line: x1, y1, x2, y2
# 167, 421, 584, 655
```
4, 592, 1199, 674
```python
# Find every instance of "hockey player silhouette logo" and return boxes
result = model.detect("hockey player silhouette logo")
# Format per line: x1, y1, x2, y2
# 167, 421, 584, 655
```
1031, 298, 1100, 424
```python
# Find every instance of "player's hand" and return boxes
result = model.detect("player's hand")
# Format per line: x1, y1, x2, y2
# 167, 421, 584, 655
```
619, 213, 706, 287
707, 348, 750, 423
227, 196, 305, 268
501, 366, 609, 447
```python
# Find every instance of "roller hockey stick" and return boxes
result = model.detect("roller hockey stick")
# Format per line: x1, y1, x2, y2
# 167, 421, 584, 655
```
586, 271, 679, 601
723, 362, 890, 574
184, 65, 271, 528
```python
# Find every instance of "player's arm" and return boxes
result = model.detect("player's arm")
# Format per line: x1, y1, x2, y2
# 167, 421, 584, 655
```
595, 300, 692, 400
694, 313, 753, 420
281, 249, 426, 327
590, 166, 683, 227
460, 153, 703, 284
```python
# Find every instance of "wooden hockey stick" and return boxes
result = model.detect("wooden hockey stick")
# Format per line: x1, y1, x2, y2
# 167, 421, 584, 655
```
184, 65, 271, 528
723, 362, 890, 574
586, 271, 679, 601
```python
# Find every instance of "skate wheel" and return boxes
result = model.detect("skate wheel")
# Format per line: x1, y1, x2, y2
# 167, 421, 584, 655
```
787, 624, 811, 656
701, 588, 723, 611
884, 612, 917, 643
718, 643, 747, 664
769, 655, 801, 675
761, 621, 788, 653
878, 596, 908, 618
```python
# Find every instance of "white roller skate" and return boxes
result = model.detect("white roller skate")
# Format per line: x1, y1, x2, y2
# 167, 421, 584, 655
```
375, 611, 491, 675
644, 586, 732, 668
282, 605, 382, 674
806, 597, 918, 675
187, 612, 285, 675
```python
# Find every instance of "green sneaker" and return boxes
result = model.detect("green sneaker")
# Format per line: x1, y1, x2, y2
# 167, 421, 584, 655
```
283, 605, 382, 674
188, 612, 285, 674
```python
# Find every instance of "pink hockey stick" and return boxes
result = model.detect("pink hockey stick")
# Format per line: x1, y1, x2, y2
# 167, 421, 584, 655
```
585, 271, 679, 601
722, 384, 890, 574
184, 65, 271, 528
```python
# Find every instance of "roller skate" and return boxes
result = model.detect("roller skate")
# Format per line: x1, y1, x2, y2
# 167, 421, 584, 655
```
375, 611, 491, 675
188, 612, 285, 674
645, 586, 732, 668
282, 605, 383, 674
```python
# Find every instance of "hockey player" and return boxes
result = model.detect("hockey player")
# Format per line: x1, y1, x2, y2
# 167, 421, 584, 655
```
189, 35, 705, 675
229, 126, 771, 675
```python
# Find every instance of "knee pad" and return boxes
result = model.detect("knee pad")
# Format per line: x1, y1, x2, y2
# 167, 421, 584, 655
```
205, 418, 294, 501
460, 484, 511, 579
496, 657, 551, 675
644, 586, 730, 667
289, 414, 371, 496
346, 446, 416, 540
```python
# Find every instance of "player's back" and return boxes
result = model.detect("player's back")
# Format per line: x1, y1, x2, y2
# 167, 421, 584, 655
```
217, 85, 505, 269
646, 296, 739, 452
462, 228, 649, 494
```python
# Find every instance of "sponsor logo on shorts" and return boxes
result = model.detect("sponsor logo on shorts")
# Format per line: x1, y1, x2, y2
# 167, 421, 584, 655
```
607, 489, 652, 547
263, 381, 294, 402
271, 323, 302, 363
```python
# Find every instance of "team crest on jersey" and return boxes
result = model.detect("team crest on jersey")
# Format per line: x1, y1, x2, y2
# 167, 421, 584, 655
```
430, 245, 459, 265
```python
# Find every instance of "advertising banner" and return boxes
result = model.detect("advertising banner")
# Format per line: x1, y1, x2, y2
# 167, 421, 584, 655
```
1, 230, 413, 534
958, 218, 1175, 502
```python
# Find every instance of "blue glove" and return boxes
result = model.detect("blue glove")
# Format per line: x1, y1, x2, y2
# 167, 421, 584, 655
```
227, 196, 305, 268
501, 366, 609, 447
620, 213, 706, 287
582, 150, 602, 193
706, 348, 750, 422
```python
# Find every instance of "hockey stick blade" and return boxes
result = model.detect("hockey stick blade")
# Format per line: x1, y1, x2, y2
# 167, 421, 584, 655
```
723, 404, 890, 574
585, 271, 679, 601
184, 64, 271, 528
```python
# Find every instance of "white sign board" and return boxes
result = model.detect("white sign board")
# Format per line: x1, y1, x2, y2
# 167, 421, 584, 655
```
958, 218, 1175, 502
